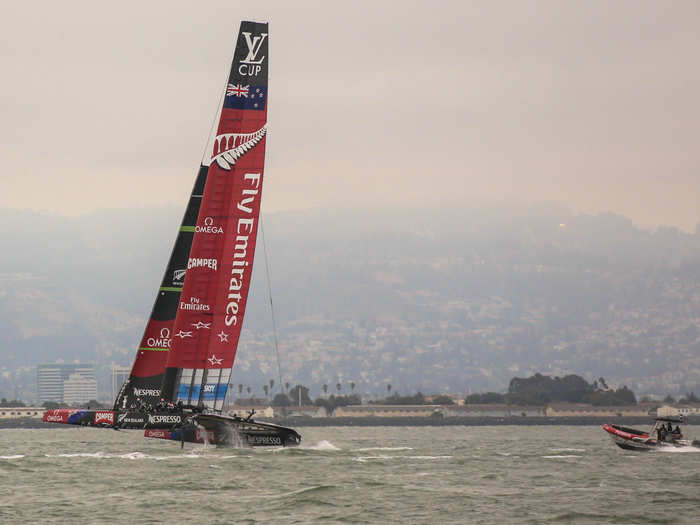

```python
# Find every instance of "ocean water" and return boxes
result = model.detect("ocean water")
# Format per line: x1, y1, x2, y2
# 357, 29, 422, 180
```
1, 425, 699, 524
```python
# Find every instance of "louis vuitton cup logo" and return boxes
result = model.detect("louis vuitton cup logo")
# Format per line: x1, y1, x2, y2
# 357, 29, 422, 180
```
211, 124, 267, 170
239, 32, 267, 76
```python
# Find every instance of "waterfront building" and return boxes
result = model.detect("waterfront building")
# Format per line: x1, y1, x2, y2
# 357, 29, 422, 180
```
36, 364, 95, 404
0, 407, 44, 419
62, 373, 98, 406
111, 365, 130, 401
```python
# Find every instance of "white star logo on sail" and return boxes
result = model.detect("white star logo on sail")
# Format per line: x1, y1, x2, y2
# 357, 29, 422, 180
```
208, 355, 223, 366
174, 330, 192, 339
217, 331, 229, 342
191, 321, 211, 330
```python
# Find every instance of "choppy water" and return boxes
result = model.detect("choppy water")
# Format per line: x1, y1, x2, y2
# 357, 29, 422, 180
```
1, 425, 699, 524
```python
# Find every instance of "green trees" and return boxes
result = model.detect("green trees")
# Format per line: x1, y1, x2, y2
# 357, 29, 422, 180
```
0, 398, 26, 407
314, 394, 361, 413
430, 395, 455, 405
288, 385, 313, 405
465, 373, 638, 406
271, 393, 291, 407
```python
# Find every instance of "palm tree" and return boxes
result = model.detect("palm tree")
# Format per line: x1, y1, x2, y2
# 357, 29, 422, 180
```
336, 382, 342, 393
350, 382, 356, 393
246, 386, 252, 396
238, 383, 243, 395
269, 379, 275, 392
285, 382, 290, 392
387, 384, 392, 394
322, 384, 328, 397
263, 384, 269, 397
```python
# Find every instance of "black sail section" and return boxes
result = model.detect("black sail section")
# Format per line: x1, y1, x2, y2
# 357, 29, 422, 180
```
113, 166, 208, 410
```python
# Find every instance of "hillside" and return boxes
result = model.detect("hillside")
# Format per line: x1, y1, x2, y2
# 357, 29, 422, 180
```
1, 204, 699, 400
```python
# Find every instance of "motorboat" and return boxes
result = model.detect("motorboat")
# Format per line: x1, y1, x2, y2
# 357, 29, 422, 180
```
603, 416, 700, 451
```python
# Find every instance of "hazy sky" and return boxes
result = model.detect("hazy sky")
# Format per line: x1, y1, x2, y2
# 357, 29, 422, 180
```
1, 1, 699, 230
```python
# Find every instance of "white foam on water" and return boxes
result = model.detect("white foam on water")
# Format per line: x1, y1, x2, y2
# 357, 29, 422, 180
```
657, 446, 700, 453
406, 455, 453, 460
542, 455, 582, 459
354, 446, 413, 451
45, 452, 106, 458
1, 455, 24, 459
353, 454, 452, 463
118, 452, 147, 460
550, 448, 586, 452
301, 440, 341, 451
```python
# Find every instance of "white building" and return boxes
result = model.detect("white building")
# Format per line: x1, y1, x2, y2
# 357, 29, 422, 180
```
37, 363, 95, 404
111, 365, 131, 401
62, 373, 98, 406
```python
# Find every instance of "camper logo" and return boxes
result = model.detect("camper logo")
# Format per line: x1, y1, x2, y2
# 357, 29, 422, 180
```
94, 411, 114, 425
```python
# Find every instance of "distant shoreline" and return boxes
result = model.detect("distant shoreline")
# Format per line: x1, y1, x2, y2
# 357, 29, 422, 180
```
3, 416, 698, 430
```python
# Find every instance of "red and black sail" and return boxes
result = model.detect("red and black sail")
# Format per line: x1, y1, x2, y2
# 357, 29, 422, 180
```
114, 166, 207, 410
160, 21, 269, 410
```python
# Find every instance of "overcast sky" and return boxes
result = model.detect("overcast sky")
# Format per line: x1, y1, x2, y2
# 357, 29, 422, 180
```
1, 1, 698, 230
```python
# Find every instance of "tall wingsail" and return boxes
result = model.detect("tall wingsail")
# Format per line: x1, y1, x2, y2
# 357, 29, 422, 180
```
114, 167, 207, 410
161, 21, 269, 411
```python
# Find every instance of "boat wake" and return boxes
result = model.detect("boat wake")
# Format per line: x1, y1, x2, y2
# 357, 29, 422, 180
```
300, 440, 341, 451
656, 446, 700, 453
353, 446, 413, 451
44, 451, 213, 461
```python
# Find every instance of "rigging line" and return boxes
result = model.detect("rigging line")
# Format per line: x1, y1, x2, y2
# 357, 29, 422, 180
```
261, 217, 284, 394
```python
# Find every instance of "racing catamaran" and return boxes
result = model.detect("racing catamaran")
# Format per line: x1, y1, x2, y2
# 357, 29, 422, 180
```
43, 21, 301, 447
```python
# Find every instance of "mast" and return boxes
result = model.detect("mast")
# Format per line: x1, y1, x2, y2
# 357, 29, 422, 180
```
161, 21, 270, 411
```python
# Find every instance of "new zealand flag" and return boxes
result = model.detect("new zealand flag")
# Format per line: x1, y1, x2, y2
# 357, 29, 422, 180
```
224, 83, 267, 111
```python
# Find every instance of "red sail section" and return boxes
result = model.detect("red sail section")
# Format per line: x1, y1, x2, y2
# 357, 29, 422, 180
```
163, 21, 269, 409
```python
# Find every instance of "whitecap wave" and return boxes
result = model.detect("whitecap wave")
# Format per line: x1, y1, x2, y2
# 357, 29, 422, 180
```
542, 455, 581, 459
1, 454, 24, 459
45, 452, 106, 458
354, 446, 413, 451
301, 440, 340, 451
550, 448, 586, 453
353, 454, 452, 463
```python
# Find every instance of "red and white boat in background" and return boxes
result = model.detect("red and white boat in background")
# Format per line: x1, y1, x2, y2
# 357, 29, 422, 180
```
603, 416, 700, 451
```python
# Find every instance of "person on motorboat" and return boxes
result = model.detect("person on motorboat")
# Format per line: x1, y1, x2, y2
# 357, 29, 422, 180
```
658, 425, 666, 442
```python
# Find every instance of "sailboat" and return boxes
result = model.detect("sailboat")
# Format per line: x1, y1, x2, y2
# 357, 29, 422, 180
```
43, 21, 301, 447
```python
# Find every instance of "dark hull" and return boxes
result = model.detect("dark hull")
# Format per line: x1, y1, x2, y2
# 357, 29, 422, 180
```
146, 413, 301, 447
43, 409, 301, 447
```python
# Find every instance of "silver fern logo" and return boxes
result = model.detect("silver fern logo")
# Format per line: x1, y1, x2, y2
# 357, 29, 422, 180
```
211, 124, 267, 170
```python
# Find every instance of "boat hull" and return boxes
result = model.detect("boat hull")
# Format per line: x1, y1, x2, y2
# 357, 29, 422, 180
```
145, 413, 301, 447
43, 409, 301, 447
